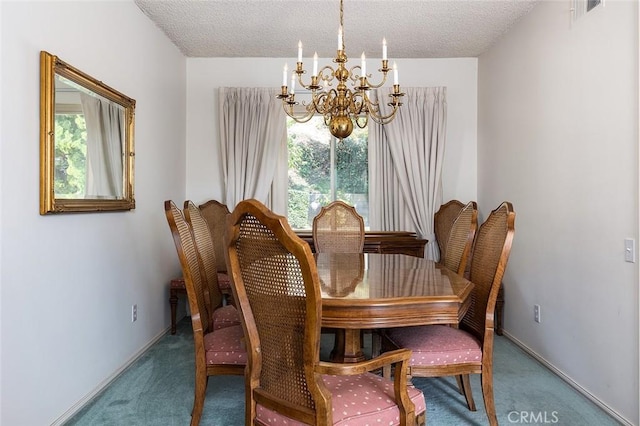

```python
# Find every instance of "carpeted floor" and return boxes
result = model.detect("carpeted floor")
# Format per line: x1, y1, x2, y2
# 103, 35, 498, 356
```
67, 319, 620, 425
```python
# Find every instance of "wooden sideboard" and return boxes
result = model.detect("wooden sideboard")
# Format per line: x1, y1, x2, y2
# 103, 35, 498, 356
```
296, 230, 428, 258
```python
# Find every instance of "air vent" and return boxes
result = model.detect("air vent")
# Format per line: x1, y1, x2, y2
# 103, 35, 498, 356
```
571, 0, 602, 24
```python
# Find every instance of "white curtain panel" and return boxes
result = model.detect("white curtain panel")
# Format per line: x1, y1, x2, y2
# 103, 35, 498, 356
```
80, 93, 124, 199
369, 87, 447, 259
218, 87, 287, 211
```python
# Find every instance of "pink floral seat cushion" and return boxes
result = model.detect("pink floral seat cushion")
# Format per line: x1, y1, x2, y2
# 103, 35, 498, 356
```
204, 324, 247, 366
171, 273, 230, 293
256, 373, 426, 425
212, 305, 241, 330
384, 325, 482, 366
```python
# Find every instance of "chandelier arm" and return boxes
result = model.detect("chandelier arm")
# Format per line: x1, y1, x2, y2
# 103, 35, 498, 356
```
312, 91, 334, 115
355, 113, 369, 129
367, 102, 401, 124
349, 91, 366, 116
347, 65, 364, 82
318, 65, 337, 85
296, 72, 316, 91
363, 92, 404, 122
289, 112, 317, 123
285, 106, 316, 124
363, 69, 390, 89
283, 100, 317, 123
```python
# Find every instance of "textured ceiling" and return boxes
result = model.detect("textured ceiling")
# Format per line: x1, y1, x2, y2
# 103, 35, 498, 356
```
134, 0, 539, 59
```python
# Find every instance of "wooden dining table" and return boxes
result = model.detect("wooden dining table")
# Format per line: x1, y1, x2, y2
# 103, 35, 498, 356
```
316, 252, 475, 363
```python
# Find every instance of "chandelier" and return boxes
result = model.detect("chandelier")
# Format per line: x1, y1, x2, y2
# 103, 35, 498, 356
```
277, 0, 404, 140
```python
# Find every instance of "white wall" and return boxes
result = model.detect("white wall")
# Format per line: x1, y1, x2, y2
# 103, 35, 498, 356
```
8, 1, 636, 424
185, 58, 478, 206
0, 1, 187, 424
478, 1, 638, 424
0, 2, 4, 423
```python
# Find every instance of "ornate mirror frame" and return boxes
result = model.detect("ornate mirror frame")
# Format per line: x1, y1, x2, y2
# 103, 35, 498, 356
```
40, 51, 136, 214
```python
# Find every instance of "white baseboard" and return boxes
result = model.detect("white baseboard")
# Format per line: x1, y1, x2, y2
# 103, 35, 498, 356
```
51, 326, 172, 426
502, 331, 634, 426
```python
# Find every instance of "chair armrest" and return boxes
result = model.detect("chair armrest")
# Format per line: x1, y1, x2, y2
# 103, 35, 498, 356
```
316, 348, 411, 376
315, 349, 415, 424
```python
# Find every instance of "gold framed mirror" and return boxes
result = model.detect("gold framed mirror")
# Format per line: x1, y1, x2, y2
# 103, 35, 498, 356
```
40, 51, 136, 214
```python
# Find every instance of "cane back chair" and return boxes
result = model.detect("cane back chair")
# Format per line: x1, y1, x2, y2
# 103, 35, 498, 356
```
164, 200, 246, 426
434, 199, 465, 263
312, 200, 367, 353
382, 201, 515, 426
169, 200, 234, 334
312, 200, 365, 253
184, 200, 240, 331
226, 199, 426, 426
198, 199, 234, 300
434, 200, 506, 334
439, 201, 478, 275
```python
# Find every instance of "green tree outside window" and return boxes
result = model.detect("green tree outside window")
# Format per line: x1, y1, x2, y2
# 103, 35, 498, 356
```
287, 116, 368, 229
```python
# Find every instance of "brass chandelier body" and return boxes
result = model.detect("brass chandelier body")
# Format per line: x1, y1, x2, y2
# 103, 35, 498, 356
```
277, 0, 404, 139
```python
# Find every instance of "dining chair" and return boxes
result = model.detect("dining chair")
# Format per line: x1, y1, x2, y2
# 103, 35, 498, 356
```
439, 201, 478, 275
164, 200, 246, 426
312, 200, 369, 354
382, 201, 515, 426
434, 199, 465, 263
435, 200, 503, 334
168, 200, 234, 334
226, 199, 426, 426
184, 200, 241, 331
312, 200, 365, 253
451, 201, 504, 336
198, 199, 234, 303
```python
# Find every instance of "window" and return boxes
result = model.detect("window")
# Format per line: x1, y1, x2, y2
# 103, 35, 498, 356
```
54, 108, 87, 198
287, 116, 368, 229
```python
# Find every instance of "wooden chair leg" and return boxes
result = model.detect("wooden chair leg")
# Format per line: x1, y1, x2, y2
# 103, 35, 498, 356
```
455, 375, 464, 394
191, 369, 207, 426
481, 369, 498, 426
371, 331, 381, 358
330, 329, 345, 361
169, 288, 179, 335
461, 374, 476, 411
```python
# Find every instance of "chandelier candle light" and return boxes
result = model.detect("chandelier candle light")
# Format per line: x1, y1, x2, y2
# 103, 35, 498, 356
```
277, 0, 404, 140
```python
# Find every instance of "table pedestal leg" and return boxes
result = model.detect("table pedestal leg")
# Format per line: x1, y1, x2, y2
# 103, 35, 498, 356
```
330, 329, 365, 363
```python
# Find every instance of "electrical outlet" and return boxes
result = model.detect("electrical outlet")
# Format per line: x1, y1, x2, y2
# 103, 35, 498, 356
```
132, 304, 137, 322
624, 238, 635, 263
534, 304, 541, 323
